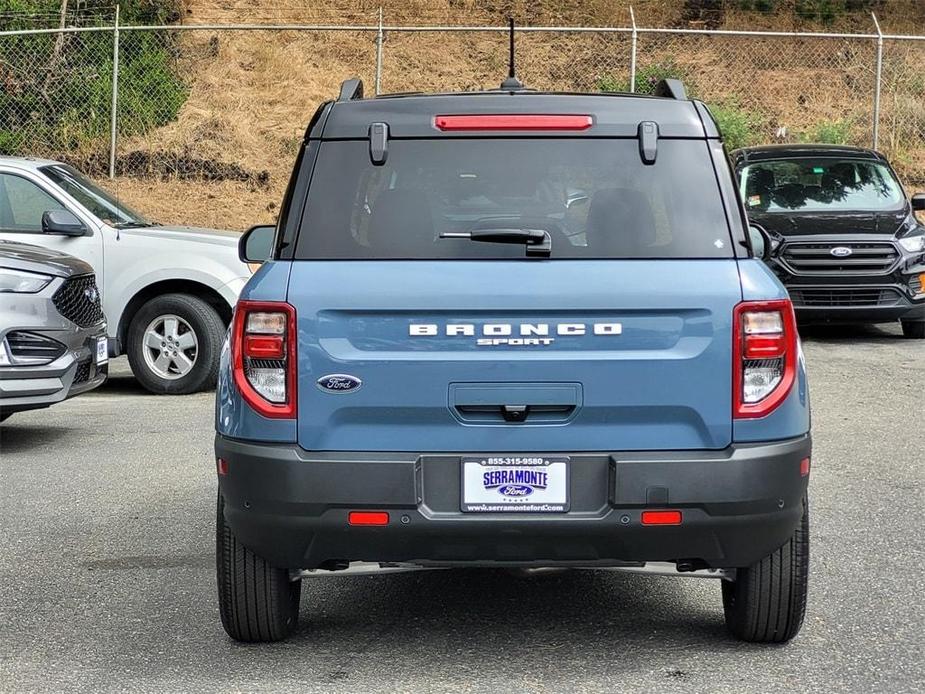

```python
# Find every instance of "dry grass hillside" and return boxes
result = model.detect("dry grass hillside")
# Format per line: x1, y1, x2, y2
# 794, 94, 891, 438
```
100, 1, 925, 230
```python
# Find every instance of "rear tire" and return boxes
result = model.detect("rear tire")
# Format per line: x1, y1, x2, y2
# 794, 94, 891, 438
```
722, 494, 809, 643
126, 293, 225, 394
216, 492, 301, 642
901, 320, 925, 339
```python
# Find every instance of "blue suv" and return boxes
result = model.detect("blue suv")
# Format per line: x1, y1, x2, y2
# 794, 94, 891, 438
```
215, 78, 811, 643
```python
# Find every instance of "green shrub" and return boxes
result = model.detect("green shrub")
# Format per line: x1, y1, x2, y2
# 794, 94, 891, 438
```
709, 101, 766, 150
795, 0, 882, 24
0, 1, 186, 165
801, 119, 853, 144
729, 0, 781, 11
598, 59, 690, 95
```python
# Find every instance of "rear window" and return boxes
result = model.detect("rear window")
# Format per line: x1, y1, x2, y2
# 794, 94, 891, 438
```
294, 139, 733, 259
739, 157, 905, 213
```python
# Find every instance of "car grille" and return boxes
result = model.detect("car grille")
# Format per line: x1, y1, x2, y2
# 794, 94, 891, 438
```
781, 242, 899, 275
52, 274, 104, 328
4, 331, 67, 364
73, 359, 92, 384
789, 288, 902, 307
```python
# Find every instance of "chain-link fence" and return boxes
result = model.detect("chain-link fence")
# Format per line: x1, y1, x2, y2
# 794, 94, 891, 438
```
2, 15, 924, 226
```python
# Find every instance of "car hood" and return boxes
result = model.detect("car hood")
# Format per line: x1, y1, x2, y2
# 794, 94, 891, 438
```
120, 225, 241, 248
749, 209, 909, 238
0, 239, 94, 278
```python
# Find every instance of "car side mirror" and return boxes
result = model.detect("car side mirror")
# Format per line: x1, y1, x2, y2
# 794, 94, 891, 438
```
912, 193, 925, 211
239, 224, 275, 264
42, 210, 87, 237
748, 223, 772, 261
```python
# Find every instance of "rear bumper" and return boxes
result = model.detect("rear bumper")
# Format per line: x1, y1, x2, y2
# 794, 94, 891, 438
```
216, 434, 811, 570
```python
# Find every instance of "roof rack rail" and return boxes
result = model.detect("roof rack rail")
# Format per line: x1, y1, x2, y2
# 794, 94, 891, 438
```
653, 78, 687, 100
338, 78, 364, 102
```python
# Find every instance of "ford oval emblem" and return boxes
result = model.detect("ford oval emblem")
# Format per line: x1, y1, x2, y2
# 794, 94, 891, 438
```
498, 484, 534, 497
316, 374, 362, 393
830, 246, 853, 257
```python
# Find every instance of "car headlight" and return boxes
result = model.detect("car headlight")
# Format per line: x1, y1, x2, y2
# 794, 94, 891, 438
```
898, 232, 925, 254
0, 268, 53, 293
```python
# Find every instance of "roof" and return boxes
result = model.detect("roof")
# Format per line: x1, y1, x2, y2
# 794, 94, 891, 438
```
0, 156, 62, 171
314, 91, 718, 140
731, 144, 884, 164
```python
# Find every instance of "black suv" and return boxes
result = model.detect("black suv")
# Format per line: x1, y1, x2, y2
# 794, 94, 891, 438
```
732, 145, 925, 338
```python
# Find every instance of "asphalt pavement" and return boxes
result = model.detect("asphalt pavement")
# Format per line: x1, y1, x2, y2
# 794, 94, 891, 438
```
1, 324, 923, 693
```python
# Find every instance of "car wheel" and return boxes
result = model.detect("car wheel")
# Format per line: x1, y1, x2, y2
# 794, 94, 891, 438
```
216, 492, 301, 642
900, 320, 925, 339
721, 494, 809, 643
126, 293, 225, 395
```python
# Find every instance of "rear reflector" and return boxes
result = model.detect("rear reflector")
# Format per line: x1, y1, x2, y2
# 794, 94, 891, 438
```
216, 458, 228, 476
800, 457, 811, 477
641, 510, 682, 526
348, 511, 389, 526
434, 114, 593, 131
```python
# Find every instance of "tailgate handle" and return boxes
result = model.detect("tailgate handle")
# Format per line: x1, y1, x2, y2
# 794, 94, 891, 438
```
449, 383, 582, 425
454, 404, 576, 424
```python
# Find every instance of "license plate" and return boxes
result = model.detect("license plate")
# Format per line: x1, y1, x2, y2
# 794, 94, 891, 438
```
461, 456, 569, 512
95, 337, 108, 365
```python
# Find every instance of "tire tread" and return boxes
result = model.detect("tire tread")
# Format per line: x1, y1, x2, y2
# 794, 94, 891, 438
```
126, 293, 225, 395
216, 493, 300, 642
722, 494, 809, 643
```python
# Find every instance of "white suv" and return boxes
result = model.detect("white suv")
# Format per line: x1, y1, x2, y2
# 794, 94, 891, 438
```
0, 157, 251, 394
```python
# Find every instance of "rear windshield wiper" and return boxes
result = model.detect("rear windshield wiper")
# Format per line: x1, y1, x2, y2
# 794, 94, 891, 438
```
440, 228, 551, 257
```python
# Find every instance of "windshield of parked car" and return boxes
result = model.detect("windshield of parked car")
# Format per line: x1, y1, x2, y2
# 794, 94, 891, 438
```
739, 157, 905, 213
294, 138, 734, 260
40, 164, 152, 227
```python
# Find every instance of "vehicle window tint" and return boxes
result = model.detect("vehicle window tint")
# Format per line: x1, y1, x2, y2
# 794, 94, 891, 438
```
740, 158, 904, 213
0, 174, 66, 233
40, 164, 149, 226
295, 139, 733, 260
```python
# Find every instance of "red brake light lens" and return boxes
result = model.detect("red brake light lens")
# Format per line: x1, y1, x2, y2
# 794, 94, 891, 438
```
244, 334, 284, 359
733, 299, 798, 419
434, 114, 593, 131
232, 300, 297, 419
743, 334, 786, 359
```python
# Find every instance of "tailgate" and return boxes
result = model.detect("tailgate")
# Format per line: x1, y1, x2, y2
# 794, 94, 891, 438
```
289, 260, 741, 452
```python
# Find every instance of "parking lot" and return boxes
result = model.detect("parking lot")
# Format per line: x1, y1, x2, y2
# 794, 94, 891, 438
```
0, 324, 922, 693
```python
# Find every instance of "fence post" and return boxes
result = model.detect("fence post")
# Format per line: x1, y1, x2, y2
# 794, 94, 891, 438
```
629, 6, 637, 93
108, 4, 120, 179
871, 12, 883, 151
375, 7, 384, 95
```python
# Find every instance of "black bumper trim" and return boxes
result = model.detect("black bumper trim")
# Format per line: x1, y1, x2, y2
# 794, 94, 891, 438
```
216, 434, 811, 571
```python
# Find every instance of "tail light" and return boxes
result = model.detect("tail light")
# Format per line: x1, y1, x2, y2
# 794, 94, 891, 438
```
232, 300, 296, 418
733, 299, 798, 419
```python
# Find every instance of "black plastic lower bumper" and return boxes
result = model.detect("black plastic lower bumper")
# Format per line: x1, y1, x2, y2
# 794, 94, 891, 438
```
216, 434, 811, 571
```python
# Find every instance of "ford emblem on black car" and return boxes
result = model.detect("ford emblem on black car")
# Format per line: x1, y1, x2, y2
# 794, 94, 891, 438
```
830, 246, 853, 257
316, 374, 362, 393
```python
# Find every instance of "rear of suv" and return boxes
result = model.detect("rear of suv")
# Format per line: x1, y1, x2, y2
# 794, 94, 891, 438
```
215, 78, 812, 644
